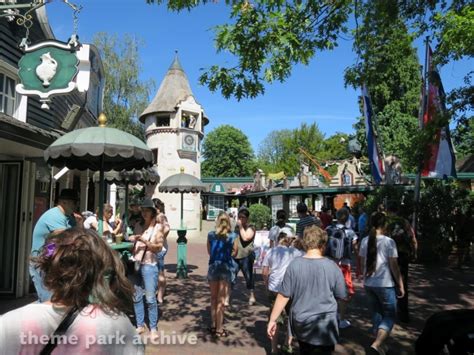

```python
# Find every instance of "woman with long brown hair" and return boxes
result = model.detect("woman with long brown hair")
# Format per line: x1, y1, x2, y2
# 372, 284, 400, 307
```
1, 227, 141, 354
129, 198, 164, 338
207, 212, 236, 337
359, 212, 405, 355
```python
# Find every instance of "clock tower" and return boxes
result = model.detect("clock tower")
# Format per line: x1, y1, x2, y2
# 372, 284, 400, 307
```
139, 54, 209, 237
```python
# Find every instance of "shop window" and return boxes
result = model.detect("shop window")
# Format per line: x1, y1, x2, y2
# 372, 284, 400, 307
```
0, 72, 16, 117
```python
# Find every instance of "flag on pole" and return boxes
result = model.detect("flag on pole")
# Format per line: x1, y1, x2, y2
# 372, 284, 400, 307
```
421, 47, 457, 178
361, 86, 384, 184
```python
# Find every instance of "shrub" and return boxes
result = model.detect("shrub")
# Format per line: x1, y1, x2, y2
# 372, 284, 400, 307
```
418, 181, 473, 263
362, 181, 473, 264
248, 204, 271, 230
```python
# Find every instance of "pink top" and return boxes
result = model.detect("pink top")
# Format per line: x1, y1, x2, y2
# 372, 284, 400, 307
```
0, 303, 143, 354
133, 224, 161, 265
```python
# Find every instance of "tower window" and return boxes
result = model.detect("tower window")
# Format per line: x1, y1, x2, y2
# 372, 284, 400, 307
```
152, 148, 158, 164
181, 112, 197, 129
156, 117, 170, 127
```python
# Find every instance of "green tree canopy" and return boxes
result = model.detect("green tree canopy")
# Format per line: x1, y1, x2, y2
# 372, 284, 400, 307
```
316, 132, 351, 162
147, 1, 471, 103
256, 122, 325, 176
344, 0, 421, 171
201, 125, 255, 177
93, 32, 155, 140
148, 0, 471, 166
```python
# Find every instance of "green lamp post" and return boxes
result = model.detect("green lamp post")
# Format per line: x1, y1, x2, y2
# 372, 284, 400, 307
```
158, 168, 206, 278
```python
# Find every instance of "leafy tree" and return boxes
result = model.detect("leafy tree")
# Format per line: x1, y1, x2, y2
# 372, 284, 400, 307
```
406, 2, 473, 158
146, 1, 471, 103
201, 125, 255, 177
256, 129, 293, 173
93, 33, 155, 140
344, 0, 421, 171
148, 0, 352, 99
256, 123, 325, 176
248, 203, 271, 229
147, 0, 471, 171
316, 133, 351, 162
448, 71, 473, 158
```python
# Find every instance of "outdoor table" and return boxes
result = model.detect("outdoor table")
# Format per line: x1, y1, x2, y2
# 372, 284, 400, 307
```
109, 242, 134, 276
109, 241, 134, 251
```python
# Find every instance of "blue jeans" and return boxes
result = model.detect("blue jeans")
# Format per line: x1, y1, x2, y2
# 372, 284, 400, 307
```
134, 264, 159, 330
364, 286, 397, 333
233, 254, 255, 290
29, 263, 52, 302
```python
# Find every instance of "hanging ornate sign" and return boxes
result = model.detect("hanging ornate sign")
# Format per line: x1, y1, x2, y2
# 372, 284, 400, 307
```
16, 38, 81, 109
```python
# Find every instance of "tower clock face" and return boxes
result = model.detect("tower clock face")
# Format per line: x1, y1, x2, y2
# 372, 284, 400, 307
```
184, 134, 195, 146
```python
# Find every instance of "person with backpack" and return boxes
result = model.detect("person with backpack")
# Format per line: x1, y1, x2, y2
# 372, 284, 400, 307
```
207, 212, 236, 338
267, 225, 347, 354
325, 208, 358, 329
268, 209, 294, 248
386, 202, 417, 323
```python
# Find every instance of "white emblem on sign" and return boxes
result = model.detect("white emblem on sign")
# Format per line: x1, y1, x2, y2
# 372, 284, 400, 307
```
35, 52, 58, 87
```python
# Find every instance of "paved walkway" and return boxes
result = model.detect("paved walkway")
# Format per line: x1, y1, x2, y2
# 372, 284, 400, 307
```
1, 222, 473, 355
148, 223, 474, 354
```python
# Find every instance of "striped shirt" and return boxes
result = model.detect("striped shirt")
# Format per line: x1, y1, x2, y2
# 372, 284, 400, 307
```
296, 215, 321, 237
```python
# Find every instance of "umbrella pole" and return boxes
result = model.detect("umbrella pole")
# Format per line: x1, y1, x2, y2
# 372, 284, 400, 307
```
176, 191, 188, 279
124, 182, 129, 239
98, 156, 104, 238
180, 191, 184, 229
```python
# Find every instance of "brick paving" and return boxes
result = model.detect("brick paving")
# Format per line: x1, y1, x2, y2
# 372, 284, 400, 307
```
148, 222, 474, 354
1, 221, 473, 355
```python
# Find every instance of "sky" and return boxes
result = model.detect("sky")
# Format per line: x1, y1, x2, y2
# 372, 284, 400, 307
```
46, 0, 471, 153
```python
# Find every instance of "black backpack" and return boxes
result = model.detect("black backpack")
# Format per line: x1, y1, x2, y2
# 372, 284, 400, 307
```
326, 226, 351, 261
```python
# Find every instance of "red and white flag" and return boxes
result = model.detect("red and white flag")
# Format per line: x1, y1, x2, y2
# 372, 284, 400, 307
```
421, 47, 457, 178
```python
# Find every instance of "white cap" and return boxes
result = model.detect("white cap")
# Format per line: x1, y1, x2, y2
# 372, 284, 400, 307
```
280, 226, 295, 238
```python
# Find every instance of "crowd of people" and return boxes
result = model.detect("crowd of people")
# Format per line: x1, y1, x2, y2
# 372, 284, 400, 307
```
1, 187, 419, 354
206, 202, 417, 355
1, 188, 175, 353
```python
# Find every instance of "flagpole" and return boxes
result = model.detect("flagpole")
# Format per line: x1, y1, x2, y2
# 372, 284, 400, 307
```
412, 36, 430, 236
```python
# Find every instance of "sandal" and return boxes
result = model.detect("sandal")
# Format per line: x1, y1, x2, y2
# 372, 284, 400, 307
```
207, 326, 216, 334
214, 329, 229, 337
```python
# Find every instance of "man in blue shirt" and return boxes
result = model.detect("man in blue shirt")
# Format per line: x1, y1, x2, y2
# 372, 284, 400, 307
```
29, 189, 83, 302
358, 206, 368, 237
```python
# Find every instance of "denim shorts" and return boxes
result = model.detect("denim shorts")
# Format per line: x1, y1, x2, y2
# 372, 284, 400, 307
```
364, 286, 397, 333
207, 261, 232, 282
157, 256, 165, 272
156, 247, 167, 273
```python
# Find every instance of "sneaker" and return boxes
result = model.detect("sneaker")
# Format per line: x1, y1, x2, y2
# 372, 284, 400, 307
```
248, 294, 256, 305
339, 319, 351, 329
150, 329, 159, 340
136, 326, 146, 334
